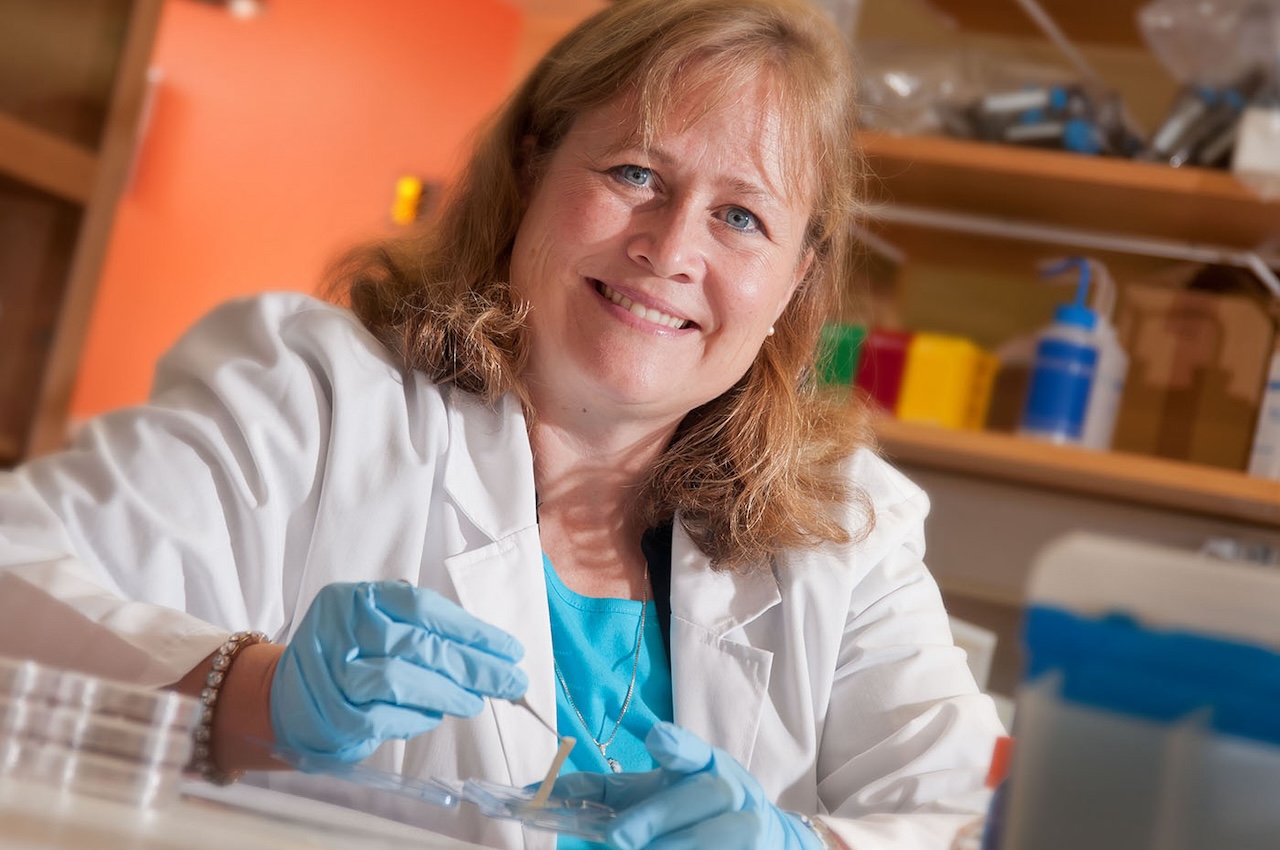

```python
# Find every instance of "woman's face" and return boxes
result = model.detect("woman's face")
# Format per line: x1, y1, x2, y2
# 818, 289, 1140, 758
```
510, 77, 814, 431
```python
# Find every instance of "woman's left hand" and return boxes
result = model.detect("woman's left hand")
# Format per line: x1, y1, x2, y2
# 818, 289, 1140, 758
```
552, 722, 827, 850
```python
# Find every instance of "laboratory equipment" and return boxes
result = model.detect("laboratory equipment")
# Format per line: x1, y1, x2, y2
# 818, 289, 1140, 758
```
266, 735, 618, 842
1019, 257, 1127, 449
896, 332, 997, 430
998, 532, 1280, 850
0, 656, 200, 808
461, 779, 616, 843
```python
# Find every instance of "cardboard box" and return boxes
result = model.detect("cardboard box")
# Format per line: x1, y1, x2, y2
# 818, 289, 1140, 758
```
1112, 285, 1275, 470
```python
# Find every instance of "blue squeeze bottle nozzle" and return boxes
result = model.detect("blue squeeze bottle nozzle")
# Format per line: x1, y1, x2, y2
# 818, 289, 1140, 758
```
1043, 256, 1097, 330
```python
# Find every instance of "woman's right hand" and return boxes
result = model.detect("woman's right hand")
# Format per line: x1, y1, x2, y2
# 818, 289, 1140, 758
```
270, 580, 528, 763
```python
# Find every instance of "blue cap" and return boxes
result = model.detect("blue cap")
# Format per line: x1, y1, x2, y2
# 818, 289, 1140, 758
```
1063, 119, 1101, 155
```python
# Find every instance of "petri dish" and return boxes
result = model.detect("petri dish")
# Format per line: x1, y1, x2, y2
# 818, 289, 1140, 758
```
461, 779, 617, 842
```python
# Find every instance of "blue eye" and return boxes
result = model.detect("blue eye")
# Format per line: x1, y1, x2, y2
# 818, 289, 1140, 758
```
614, 165, 652, 187
724, 206, 760, 233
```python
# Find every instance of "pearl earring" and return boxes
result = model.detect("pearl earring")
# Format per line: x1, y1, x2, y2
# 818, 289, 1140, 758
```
767, 326, 775, 336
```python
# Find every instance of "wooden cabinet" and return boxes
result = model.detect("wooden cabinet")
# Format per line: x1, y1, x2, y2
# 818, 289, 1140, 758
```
863, 133, 1280, 528
0, 0, 162, 465
855, 2, 1280, 531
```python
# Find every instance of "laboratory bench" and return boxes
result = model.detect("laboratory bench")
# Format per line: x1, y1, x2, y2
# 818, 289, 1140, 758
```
0, 777, 488, 850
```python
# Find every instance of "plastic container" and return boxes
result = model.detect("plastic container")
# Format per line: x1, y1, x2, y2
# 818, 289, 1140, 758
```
816, 323, 866, 389
0, 656, 199, 808
897, 332, 998, 430
1076, 261, 1127, 451
1246, 344, 1280, 479
999, 533, 1280, 850
1019, 257, 1126, 448
853, 328, 912, 413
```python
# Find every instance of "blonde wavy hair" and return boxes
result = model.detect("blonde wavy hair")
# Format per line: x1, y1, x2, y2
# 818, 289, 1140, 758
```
330, 0, 876, 569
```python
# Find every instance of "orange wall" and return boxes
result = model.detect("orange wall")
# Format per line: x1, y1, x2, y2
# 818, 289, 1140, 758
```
71, 0, 521, 418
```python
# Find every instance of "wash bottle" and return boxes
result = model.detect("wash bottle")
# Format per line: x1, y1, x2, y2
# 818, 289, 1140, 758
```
1019, 257, 1127, 449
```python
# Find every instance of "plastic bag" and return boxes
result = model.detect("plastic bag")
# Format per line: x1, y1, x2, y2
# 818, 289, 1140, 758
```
1138, 0, 1280, 86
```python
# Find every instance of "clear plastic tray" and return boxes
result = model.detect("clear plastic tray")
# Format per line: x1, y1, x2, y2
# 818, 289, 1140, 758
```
0, 698, 193, 768
267, 745, 617, 840
267, 747, 460, 809
0, 655, 200, 731
6, 739, 182, 807
0, 656, 199, 808
460, 779, 617, 842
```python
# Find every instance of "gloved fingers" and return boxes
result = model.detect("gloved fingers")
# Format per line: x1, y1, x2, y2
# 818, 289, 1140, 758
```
645, 722, 716, 774
606, 772, 738, 848
355, 699, 446, 741
366, 582, 525, 662
333, 656, 488, 718
352, 619, 529, 701
616, 812, 761, 850
546, 770, 609, 801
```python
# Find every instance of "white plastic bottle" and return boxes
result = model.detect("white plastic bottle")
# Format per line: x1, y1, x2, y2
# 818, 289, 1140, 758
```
1019, 257, 1104, 446
1078, 260, 1128, 451
1247, 348, 1280, 479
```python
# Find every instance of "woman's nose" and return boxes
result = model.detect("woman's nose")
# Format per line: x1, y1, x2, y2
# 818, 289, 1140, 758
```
627, 203, 704, 282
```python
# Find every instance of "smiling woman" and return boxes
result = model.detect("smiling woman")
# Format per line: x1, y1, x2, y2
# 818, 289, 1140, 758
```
509, 80, 813, 444
0, 2, 1005, 850
338, 0, 873, 570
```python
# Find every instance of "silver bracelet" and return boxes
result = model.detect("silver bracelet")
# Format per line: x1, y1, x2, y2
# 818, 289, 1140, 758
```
189, 630, 268, 785
792, 812, 838, 850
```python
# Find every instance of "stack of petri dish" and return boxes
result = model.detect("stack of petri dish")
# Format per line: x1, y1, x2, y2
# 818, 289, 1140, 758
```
0, 656, 200, 807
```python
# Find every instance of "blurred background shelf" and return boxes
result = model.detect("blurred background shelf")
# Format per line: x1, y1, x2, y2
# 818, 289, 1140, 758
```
860, 132, 1280, 268
0, 113, 98, 203
875, 418, 1280, 528
920, 0, 1149, 48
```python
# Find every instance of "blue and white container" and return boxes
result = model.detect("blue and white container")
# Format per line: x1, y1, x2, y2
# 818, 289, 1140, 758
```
1019, 257, 1126, 449
1019, 260, 1099, 444
999, 533, 1280, 850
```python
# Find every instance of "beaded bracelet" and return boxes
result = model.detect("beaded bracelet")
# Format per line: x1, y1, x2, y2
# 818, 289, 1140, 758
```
189, 630, 268, 785
792, 812, 838, 850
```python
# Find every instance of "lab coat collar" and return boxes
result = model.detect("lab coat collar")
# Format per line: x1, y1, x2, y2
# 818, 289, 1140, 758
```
445, 529, 558, 791
669, 520, 781, 635
440, 389, 557, 788
668, 519, 778, 768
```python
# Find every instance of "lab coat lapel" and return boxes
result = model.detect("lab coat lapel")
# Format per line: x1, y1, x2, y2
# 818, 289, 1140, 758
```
668, 521, 778, 770
441, 390, 558, 788
445, 530, 557, 789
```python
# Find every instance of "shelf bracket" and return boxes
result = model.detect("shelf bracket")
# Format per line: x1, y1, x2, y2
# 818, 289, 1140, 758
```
875, 203, 1280, 299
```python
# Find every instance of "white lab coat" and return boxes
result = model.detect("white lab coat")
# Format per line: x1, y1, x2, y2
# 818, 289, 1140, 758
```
0, 293, 1003, 850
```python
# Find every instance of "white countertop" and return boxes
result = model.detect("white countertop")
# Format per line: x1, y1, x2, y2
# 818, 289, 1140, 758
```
0, 776, 490, 850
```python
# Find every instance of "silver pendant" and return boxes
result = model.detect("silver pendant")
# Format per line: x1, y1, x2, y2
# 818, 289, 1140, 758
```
600, 743, 622, 772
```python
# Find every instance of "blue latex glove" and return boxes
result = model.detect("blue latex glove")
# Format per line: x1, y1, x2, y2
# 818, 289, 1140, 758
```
271, 580, 528, 763
552, 722, 826, 850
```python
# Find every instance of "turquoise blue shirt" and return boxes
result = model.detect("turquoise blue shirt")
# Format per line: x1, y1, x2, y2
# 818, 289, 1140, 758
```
542, 553, 673, 850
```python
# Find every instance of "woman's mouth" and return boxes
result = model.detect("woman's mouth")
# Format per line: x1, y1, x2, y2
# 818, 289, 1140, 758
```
595, 280, 692, 330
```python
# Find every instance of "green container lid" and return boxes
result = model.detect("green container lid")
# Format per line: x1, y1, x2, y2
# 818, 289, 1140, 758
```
817, 323, 867, 386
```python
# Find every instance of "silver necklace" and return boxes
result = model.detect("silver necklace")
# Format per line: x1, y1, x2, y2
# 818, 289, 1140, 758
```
553, 570, 648, 774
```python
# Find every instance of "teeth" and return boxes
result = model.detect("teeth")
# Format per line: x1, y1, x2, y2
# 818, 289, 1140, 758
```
598, 282, 689, 329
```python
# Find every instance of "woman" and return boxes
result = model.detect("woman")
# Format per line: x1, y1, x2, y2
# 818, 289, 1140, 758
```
0, 0, 1003, 848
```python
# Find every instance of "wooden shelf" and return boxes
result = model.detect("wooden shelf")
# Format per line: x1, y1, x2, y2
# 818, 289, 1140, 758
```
922, 0, 1149, 47
874, 418, 1280, 528
0, 113, 97, 204
861, 133, 1280, 260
